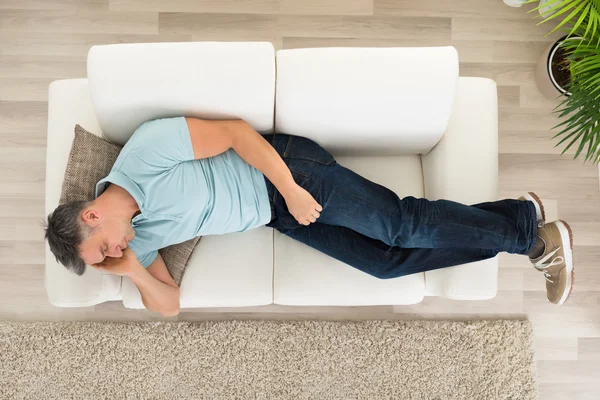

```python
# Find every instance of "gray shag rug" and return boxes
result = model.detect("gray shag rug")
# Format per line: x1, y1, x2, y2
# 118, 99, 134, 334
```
0, 320, 537, 399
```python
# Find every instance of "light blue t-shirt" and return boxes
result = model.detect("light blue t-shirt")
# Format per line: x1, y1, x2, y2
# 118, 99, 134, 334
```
95, 117, 271, 268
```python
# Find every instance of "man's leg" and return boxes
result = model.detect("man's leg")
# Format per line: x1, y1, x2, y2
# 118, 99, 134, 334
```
273, 222, 498, 279
268, 134, 537, 256
262, 133, 573, 304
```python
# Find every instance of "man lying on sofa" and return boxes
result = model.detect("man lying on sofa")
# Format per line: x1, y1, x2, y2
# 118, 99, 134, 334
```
45, 117, 574, 316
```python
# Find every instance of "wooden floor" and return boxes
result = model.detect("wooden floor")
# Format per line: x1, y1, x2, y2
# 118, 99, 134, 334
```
1, 1, 599, 398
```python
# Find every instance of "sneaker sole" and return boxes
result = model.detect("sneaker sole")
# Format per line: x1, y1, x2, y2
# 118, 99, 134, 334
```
556, 220, 574, 305
524, 192, 546, 222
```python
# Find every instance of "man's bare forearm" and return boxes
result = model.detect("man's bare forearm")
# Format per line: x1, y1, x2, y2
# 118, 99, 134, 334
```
128, 263, 180, 317
231, 121, 297, 198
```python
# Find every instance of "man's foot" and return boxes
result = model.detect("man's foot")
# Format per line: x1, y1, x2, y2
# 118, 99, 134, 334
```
519, 192, 546, 223
530, 220, 574, 305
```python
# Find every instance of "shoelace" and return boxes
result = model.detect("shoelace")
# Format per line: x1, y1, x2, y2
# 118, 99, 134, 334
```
533, 247, 563, 284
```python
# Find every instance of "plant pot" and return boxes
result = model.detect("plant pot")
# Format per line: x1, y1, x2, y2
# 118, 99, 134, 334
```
535, 36, 572, 99
503, 0, 553, 13
503, 0, 527, 6
538, 0, 556, 17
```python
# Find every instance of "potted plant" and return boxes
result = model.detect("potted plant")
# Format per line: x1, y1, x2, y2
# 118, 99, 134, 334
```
527, 0, 600, 163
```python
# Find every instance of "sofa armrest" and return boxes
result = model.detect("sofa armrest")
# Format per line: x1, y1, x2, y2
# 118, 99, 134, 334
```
45, 79, 122, 307
421, 77, 499, 300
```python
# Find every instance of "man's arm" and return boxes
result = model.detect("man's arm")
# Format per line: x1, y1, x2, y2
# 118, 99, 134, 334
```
93, 249, 180, 317
128, 253, 180, 317
185, 118, 322, 225
186, 118, 297, 199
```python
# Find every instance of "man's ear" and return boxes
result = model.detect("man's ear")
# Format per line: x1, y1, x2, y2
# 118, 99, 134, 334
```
82, 208, 103, 227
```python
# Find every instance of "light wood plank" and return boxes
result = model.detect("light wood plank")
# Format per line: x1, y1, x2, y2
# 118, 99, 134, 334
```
0, 148, 45, 183
280, 0, 373, 16
462, 62, 540, 85
578, 337, 600, 360
0, 32, 193, 57
0, 101, 48, 145
528, 310, 600, 338
499, 107, 560, 132
0, 218, 45, 241
0, 0, 108, 10
537, 360, 600, 383
0, 198, 44, 218
500, 154, 600, 198
0, 78, 52, 102
0, 222, 16, 242
535, 337, 578, 360
0, 241, 44, 264
0, 263, 57, 318
0, 10, 158, 34
497, 85, 520, 107
498, 268, 524, 291
159, 13, 279, 41
375, 0, 535, 18
0, 55, 86, 79
0, 183, 45, 198
110, 0, 279, 14
278, 15, 451, 40
452, 17, 563, 41
540, 383, 600, 400
519, 83, 562, 109
525, 291, 600, 312
493, 40, 553, 64
567, 223, 600, 246
499, 130, 577, 155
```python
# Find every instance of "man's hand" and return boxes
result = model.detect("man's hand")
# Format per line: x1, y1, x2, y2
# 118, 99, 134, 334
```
92, 247, 140, 277
283, 183, 323, 226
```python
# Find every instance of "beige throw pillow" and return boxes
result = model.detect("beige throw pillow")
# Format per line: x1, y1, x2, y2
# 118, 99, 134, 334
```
59, 124, 200, 286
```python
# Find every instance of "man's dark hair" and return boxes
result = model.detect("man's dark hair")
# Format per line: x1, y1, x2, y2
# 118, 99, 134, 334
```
44, 201, 95, 276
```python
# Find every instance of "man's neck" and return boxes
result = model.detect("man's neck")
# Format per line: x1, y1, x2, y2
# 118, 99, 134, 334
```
98, 183, 141, 221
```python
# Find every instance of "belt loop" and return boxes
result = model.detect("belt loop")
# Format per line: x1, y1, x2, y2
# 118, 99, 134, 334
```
283, 135, 293, 158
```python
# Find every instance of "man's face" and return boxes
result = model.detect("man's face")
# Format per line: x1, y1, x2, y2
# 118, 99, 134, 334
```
79, 214, 135, 266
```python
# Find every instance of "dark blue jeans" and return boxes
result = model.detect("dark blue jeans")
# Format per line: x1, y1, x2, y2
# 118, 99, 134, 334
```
262, 133, 537, 280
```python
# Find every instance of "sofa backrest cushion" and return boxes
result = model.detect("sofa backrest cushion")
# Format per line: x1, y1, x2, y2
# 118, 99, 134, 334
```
87, 41, 275, 145
275, 47, 459, 156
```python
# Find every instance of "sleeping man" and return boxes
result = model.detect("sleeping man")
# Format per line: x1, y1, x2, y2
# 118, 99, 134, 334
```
45, 117, 575, 316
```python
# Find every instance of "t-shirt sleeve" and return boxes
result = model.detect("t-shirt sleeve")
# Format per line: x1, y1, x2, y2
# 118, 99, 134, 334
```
128, 117, 195, 169
137, 250, 159, 269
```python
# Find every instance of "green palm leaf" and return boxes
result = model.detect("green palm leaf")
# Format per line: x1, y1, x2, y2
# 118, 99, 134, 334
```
524, 2, 600, 162
527, 0, 600, 45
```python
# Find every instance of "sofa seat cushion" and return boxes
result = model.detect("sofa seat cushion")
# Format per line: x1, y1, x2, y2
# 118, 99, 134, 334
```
122, 226, 274, 309
274, 155, 426, 306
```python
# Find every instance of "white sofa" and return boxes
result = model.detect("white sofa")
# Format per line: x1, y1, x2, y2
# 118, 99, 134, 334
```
45, 42, 499, 310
